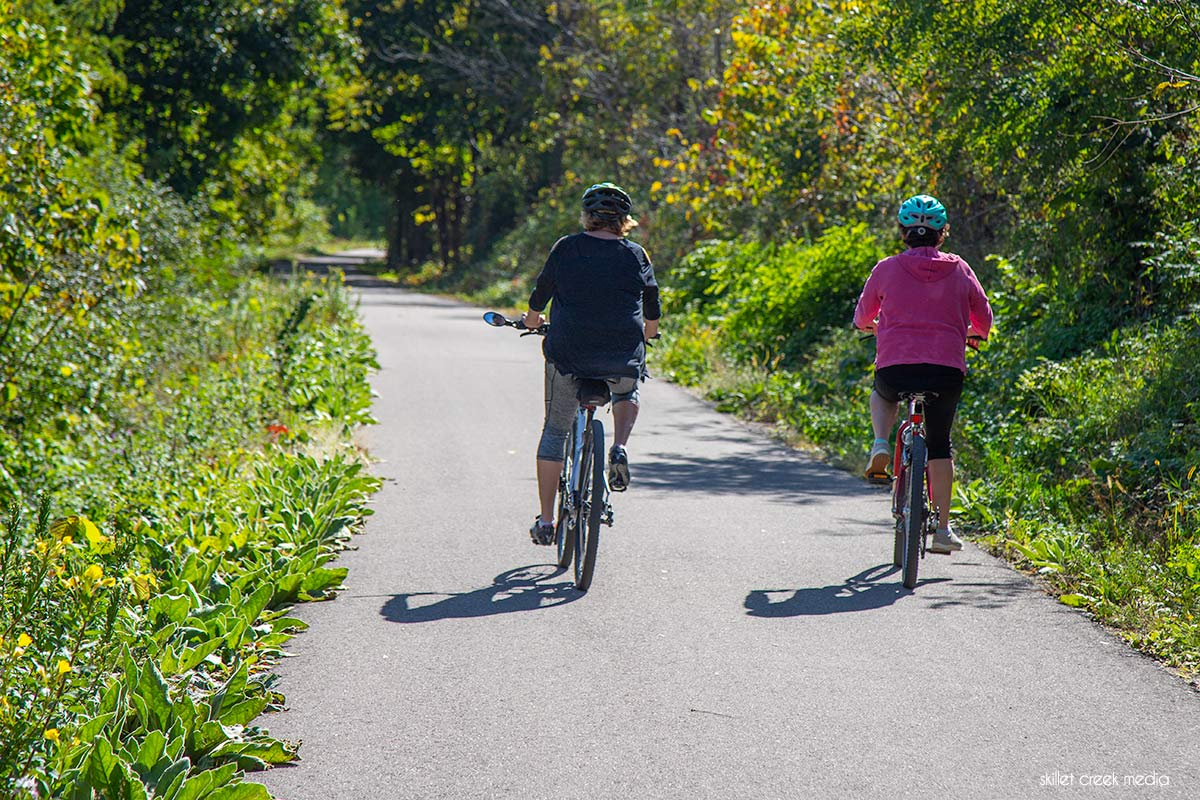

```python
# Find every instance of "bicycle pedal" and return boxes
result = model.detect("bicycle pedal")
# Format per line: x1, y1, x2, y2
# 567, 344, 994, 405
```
866, 471, 891, 485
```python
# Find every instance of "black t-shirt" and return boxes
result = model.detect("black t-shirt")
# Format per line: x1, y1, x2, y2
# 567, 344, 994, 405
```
528, 232, 661, 380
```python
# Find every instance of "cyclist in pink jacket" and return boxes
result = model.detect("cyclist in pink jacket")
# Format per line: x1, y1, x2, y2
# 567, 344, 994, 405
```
853, 194, 993, 554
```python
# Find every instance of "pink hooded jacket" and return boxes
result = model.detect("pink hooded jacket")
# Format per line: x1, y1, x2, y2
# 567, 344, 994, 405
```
853, 247, 993, 373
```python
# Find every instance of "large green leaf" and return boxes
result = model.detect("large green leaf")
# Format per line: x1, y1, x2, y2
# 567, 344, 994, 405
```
136, 660, 173, 732
207, 782, 273, 800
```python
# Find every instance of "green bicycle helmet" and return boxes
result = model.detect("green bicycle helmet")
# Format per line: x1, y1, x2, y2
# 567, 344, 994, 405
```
582, 182, 633, 217
897, 194, 948, 230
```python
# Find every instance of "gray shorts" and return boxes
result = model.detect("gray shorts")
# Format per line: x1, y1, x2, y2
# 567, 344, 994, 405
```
537, 363, 639, 461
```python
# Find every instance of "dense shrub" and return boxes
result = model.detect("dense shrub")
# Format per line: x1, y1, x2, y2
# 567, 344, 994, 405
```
0, 275, 381, 798
665, 224, 888, 367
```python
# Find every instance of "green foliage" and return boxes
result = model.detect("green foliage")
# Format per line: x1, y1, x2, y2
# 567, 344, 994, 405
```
0, 269, 381, 795
0, 11, 383, 793
103, 0, 360, 216
669, 225, 888, 366
1, 451, 379, 796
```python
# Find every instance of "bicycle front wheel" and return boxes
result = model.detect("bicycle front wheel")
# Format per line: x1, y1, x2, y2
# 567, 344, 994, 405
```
573, 418, 605, 591
902, 436, 927, 590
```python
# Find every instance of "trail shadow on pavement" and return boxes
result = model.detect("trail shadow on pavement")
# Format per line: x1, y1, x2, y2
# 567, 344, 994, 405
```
745, 564, 949, 616
380, 564, 580, 623
919, 578, 1029, 611
634, 452, 866, 503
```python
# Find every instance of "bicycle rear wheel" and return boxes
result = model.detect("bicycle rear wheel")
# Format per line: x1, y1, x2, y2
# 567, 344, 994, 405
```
902, 436, 927, 589
555, 424, 576, 569
573, 418, 604, 591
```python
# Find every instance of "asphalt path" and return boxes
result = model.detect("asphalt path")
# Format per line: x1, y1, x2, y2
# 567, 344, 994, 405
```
253, 285, 1198, 800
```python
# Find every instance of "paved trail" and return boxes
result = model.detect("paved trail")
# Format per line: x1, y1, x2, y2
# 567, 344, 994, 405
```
254, 285, 1198, 800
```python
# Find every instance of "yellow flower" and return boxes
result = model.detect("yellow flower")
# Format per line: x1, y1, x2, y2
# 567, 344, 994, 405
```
17, 633, 32, 648
57, 659, 71, 675
44, 728, 60, 743
82, 564, 103, 583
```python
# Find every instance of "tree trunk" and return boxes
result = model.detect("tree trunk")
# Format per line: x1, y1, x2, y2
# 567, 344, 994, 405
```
388, 169, 432, 271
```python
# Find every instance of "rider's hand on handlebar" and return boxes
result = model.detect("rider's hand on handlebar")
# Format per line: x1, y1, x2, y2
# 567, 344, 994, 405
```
644, 317, 660, 343
524, 309, 544, 330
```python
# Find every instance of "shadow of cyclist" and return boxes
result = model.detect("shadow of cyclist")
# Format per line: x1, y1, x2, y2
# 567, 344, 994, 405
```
380, 564, 580, 623
744, 564, 950, 617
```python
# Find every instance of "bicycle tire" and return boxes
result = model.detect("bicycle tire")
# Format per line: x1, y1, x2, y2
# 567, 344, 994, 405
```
573, 418, 604, 591
555, 423, 576, 569
902, 435, 927, 589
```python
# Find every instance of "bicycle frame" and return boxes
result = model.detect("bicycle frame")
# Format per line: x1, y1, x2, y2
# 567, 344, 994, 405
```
564, 404, 613, 526
891, 399, 929, 507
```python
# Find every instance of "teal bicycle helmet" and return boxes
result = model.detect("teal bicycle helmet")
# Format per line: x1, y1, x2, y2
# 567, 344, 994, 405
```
582, 182, 633, 217
897, 194, 948, 229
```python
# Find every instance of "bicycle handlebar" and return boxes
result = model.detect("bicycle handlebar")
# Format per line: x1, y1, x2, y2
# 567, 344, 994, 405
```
484, 311, 662, 344
857, 327, 987, 350
483, 311, 548, 336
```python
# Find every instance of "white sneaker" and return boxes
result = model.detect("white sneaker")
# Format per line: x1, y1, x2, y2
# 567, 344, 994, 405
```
929, 528, 963, 554
864, 442, 891, 480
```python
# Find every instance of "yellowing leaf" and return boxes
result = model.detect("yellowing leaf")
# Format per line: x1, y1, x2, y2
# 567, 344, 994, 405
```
82, 518, 114, 554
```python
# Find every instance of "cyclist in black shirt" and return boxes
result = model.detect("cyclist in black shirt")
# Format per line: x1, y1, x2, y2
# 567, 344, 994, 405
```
522, 183, 661, 545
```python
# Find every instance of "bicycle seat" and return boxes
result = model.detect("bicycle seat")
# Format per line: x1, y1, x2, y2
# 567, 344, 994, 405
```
576, 379, 612, 407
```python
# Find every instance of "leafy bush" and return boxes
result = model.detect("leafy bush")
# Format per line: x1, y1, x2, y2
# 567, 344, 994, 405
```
0, 273, 381, 797
667, 224, 888, 367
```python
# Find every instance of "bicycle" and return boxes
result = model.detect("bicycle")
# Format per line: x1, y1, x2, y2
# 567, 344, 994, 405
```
891, 392, 937, 590
483, 311, 614, 592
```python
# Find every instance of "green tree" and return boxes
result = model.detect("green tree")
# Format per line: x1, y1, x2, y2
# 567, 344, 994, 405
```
102, 0, 361, 244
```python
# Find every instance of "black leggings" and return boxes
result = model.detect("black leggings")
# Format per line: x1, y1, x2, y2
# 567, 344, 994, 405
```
874, 364, 964, 460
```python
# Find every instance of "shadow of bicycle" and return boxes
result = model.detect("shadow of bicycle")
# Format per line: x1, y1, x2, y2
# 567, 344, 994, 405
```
380, 564, 581, 623
744, 563, 950, 616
